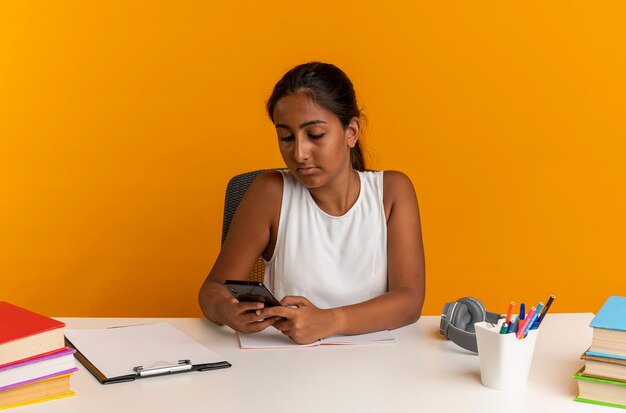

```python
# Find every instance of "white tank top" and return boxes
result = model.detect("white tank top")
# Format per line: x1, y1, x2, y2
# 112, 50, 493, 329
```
265, 170, 388, 309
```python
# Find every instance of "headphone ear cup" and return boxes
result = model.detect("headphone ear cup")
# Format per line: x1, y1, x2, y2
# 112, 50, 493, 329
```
450, 303, 470, 331
458, 297, 487, 333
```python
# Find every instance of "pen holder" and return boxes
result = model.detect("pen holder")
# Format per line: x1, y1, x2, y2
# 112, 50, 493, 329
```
474, 320, 539, 391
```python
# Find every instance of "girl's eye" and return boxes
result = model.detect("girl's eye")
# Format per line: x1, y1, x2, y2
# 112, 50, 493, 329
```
308, 133, 325, 139
279, 135, 294, 142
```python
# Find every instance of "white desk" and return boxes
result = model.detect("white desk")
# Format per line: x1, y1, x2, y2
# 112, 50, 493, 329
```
19, 314, 599, 413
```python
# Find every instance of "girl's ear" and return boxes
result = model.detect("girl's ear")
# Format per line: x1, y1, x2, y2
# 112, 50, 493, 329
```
345, 117, 361, 149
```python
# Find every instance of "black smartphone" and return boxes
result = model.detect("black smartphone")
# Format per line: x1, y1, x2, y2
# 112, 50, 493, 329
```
223, 280, 281, 307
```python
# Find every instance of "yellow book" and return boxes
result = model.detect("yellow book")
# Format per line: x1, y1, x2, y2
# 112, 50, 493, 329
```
0, 373, 75, 410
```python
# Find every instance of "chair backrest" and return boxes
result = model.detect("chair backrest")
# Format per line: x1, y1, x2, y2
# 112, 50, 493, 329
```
221, 169, 273, 283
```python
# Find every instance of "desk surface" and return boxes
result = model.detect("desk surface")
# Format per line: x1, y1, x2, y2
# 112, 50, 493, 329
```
17, 314, 600, 413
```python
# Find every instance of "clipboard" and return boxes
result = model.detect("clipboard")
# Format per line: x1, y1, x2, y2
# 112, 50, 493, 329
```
64, 322, 231, 384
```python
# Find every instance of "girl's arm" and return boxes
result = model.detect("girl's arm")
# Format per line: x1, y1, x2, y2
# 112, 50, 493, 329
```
198, 171, 283, 332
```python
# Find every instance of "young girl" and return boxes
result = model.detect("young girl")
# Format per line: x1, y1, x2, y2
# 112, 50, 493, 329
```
199, 62, 425, 344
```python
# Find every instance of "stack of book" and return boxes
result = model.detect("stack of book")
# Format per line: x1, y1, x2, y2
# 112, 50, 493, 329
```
0, 302, 77, 409
574, 296, 626, 409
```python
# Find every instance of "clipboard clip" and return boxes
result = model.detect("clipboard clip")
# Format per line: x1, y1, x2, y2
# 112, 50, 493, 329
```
133, 360, 192, 377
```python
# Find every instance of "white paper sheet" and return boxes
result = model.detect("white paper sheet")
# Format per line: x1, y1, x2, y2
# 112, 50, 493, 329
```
239, 326, 396, 349
65, 322, 226, 379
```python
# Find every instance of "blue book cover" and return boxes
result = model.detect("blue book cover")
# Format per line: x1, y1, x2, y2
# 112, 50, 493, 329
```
590, 296, 626, 332
586, 350, 626, 361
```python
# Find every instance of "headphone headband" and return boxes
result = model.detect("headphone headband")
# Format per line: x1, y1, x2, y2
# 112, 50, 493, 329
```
439, 297, 502, 353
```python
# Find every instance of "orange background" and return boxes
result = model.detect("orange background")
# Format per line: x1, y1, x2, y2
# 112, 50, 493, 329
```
1, 2, 624, 317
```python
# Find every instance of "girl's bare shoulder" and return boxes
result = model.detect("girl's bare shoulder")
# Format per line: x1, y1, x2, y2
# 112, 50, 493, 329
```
244, 169, 284, 202
382, 170, 416, 198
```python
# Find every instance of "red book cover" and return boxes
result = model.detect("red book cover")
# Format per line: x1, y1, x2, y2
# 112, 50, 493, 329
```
0, 302, 65, 345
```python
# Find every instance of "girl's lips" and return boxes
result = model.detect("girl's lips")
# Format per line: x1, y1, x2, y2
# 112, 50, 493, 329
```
297, 167, 318, 176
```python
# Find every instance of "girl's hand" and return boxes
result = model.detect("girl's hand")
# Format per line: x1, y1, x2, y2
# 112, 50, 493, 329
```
257, 296, 338, 344
218, 297, 279, 334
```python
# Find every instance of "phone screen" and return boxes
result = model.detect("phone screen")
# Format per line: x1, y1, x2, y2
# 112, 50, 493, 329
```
223, 280, 281, 307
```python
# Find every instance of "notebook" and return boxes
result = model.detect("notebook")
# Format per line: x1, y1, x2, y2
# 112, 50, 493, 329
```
239, 327, 396, 349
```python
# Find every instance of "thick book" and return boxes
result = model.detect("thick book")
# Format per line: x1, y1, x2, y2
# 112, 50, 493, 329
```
0, 348, 77, 391
574, 367, 626, 409
64, 322, 231, 384
0, 372, 75, 410
239, 326, 396, 349
582, 351, 626, 382
0, 302, 65, 366
588, 296, 626, 359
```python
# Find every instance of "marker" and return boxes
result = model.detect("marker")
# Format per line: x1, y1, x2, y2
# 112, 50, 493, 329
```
499, 322, 509, 334
505, 301, 515, 325
517, 307, 536, 339
519, 303, 526, 324
507, 317, 518, 334
522, 302, 543, 337
532, 295, 555, 329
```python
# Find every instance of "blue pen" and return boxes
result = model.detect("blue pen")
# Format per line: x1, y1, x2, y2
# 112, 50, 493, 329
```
529, 302, 544, 330
532, 295, 555, 329
519, 303, 525, 325
521, 302, 544, 338
507, 317, 519, 334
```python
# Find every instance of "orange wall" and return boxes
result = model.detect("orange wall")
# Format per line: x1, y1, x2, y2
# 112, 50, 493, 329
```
1, 2, 625, 317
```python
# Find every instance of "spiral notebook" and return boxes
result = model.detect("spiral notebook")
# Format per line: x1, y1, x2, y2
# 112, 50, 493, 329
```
239, 327, 396, 349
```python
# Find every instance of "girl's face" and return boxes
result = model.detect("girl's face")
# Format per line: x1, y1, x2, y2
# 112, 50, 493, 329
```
272, 92, 359, 189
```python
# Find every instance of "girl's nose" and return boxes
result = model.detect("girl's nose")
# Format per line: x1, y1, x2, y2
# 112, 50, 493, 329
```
294, 136, 311, 162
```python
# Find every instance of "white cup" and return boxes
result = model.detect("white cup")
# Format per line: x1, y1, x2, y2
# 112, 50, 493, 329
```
474, 320, 539, 390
